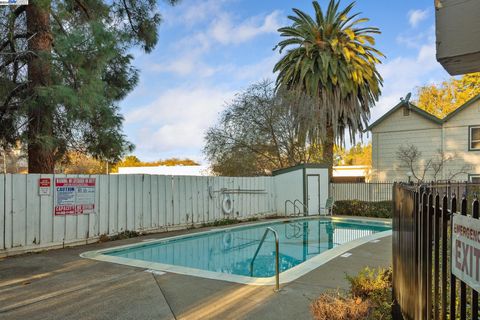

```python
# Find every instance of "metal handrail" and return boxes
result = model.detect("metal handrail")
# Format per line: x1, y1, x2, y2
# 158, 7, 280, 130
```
249, 227, 280, 292
294, 199, 308, 216
284, 200, 295, 216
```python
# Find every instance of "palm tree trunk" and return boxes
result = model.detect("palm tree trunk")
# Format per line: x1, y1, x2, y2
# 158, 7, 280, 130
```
322, 124, 334, 181
26, 1, 55, 173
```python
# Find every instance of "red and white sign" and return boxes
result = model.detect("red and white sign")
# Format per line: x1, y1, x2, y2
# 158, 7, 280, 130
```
38, 178, 51, 196
451, 214, 480, 293
54, 178, 96, 216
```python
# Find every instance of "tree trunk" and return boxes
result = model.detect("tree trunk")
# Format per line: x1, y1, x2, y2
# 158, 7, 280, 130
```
322, 124, 334, 181
26, 1, 55, 173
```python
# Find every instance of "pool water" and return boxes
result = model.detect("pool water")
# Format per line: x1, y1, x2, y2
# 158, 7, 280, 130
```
106, 219, 390, 278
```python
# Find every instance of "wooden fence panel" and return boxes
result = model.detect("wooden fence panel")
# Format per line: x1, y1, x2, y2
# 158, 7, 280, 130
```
1, 174, 276, 254
0, 175, 4, 249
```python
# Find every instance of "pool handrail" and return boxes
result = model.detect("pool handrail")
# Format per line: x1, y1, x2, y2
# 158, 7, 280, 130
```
249, 227, 280, 292
293, 199, 308, 216
284, 200, 295, 216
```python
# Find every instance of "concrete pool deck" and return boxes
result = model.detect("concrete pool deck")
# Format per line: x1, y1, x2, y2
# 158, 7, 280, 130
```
0, 220, 392, 320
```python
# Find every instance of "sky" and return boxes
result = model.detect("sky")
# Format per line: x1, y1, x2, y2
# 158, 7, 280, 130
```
120, 0, 451, 163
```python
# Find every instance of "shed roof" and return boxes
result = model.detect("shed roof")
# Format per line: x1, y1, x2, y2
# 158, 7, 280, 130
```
271, 163, 329, 176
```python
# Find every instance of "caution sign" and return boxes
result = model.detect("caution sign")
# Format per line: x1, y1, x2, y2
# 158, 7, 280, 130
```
451, 214, 480, 293
54, 178, 96, 215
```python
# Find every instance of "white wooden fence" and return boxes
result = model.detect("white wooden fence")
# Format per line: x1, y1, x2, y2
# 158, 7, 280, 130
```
330, 182, 394, 202
0, 174, 275, 255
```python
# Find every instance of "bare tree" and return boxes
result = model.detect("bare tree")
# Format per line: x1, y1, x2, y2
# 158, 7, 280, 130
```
204, 80, 321, 176
396, 144, 472, 182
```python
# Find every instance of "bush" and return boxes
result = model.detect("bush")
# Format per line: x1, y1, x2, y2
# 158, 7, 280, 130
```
346, 267, 393, 320
311, 292, 371, 320
333, 200, 393, 218
311, 267, 393, 320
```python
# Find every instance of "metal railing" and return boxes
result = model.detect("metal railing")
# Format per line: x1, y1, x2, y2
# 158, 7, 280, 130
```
330, 181, 394, 202
294, 199, 308, 216
249, 227, 280, 292
392, 182, 480, 320
284, 200, 296, 216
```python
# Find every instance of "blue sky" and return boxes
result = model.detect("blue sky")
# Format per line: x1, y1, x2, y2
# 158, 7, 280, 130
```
120, 0, 450, 163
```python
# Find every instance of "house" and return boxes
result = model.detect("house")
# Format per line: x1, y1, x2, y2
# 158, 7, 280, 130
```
368, 94, 480, 182
332, 165, 370, 183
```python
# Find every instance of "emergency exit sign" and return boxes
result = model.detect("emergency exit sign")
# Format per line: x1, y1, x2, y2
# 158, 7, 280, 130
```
451, 214, 480, 293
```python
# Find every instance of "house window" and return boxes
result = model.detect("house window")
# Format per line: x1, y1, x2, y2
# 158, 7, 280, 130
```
470, 126, 480, 150
470, 175, 480, 183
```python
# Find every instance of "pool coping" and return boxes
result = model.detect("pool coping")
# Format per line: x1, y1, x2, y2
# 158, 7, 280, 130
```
80, 216, 392, 286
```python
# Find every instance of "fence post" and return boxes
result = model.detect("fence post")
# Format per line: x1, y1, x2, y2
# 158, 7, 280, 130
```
450, 194, 457, 319
460, 196, 468, 320
472, 197, 479, 320
441, 194, 448, 320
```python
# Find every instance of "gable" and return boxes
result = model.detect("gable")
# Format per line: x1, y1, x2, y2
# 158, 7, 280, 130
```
443, 94, 480, 127
368, 101, 442, 132
370, 104, 442, 133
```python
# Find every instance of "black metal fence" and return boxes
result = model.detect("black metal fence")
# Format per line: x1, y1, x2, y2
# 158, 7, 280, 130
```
330, 182, 394, 202
392, 182, 480, 320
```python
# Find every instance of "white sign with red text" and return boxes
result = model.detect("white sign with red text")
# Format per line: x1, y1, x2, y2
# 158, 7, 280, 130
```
451, 214, 480, 292
54, 178, 96, 215
38, 178, 51, 196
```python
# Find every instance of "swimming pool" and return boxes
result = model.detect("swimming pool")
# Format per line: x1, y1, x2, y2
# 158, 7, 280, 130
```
81, 217, 391, 285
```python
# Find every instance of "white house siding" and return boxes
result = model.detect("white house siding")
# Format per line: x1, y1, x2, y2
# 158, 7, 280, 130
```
443, 99, 480, 180
371, 106, 442, 181
372, 99, 480, 182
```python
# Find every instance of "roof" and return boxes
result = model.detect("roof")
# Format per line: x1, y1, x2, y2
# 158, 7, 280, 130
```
333, 165, 369, 178
442, 94, 480, 122
271, 163, 329, 176
367, 93, 480, 130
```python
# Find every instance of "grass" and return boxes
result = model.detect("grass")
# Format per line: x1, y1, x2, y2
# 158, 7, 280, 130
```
200, 216, 259, 228
99, 230, 141, 242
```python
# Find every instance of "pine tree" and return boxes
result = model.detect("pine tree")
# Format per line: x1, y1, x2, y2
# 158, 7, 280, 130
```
0, 0, 179, 173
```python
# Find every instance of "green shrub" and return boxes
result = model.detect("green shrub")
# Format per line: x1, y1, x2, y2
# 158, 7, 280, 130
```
311, 267, 393, 320
333, 200, 393, 218
346, 267, 393, 320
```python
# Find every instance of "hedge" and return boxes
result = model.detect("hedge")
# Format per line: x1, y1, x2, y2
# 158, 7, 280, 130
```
333, 200, 393, 218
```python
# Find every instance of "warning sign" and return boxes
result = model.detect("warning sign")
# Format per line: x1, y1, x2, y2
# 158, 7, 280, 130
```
451, 214, 480, 293
54, 178, 96, 215
39, 178, 51, 196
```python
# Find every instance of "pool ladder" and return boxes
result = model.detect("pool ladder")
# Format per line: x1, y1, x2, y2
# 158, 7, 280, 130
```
249, 227, 280, 292
284, 199, 308, 216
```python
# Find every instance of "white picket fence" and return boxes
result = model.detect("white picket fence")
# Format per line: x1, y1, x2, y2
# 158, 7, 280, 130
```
0, 174, 275, 254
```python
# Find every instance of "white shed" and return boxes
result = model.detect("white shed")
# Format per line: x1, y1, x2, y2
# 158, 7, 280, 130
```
273, 164, 329, 216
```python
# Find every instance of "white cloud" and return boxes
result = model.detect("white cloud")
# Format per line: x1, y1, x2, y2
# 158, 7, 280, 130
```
373, 42, 445, 122
175, 0, 226, 27
125, 86, 235, 158
408, 9, 429, 28
210, 10, 281, 45
152, 9, 282, 78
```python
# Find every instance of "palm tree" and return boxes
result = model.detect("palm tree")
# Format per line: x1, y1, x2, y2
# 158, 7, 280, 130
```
274, 0, 384, 178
